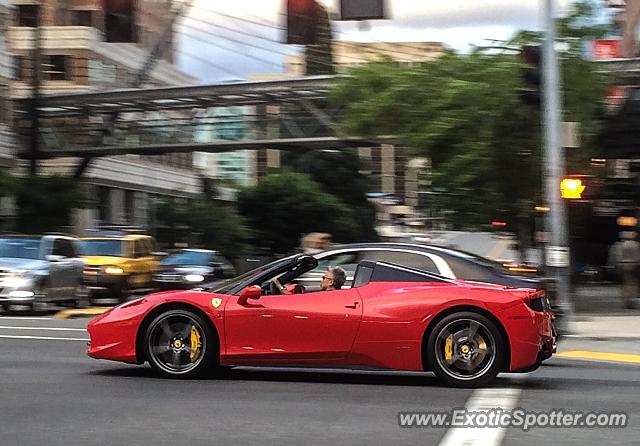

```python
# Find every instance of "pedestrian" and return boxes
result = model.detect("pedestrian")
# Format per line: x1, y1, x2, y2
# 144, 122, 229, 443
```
608, 231, 640, 309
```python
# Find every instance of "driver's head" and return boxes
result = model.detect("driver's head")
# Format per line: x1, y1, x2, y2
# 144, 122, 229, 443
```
322, 266, 346, 291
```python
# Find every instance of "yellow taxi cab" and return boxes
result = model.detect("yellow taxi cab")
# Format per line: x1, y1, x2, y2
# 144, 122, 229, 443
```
79, 231, 160, 301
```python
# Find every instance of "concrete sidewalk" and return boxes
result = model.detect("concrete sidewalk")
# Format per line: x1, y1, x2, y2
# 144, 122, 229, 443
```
568, 315, 640, 339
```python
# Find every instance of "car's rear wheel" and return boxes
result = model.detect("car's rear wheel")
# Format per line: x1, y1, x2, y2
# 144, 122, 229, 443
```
144, 309, 217, 378
427, 312, 504, 388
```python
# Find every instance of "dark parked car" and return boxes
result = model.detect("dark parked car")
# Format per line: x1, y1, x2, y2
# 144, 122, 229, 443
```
153, 249, 236, 290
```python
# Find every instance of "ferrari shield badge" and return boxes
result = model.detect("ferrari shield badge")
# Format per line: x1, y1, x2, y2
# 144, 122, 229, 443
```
211, 298, 222, 308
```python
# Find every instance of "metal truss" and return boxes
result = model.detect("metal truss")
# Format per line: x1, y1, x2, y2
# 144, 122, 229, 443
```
12, 76, 400, 178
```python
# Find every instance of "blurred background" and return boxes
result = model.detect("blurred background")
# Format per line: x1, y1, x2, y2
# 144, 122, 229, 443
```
0, 0, 639, 314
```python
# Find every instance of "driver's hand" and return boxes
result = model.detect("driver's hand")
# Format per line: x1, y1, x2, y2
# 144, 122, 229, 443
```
273, 278, 293, 295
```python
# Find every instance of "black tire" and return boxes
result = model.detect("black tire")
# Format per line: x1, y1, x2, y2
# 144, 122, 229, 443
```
30, 284, 50, 314
143, 309, 218, 379
117, 277, 132, 303
426, 311, 505, 388
74, 283, 91, 308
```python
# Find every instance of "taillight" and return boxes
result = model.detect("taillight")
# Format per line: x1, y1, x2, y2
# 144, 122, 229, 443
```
510, 289, 550, 312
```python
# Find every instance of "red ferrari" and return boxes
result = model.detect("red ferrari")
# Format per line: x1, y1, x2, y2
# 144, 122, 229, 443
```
87, 255, 556, 387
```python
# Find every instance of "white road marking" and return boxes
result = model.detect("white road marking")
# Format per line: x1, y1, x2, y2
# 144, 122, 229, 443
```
0, 316, 54, 321
0, 334, 89, 341
438, 386, 523, 446
0, 325, 86, 332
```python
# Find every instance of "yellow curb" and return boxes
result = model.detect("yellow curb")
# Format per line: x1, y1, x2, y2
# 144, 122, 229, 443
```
556, 350, 640, 364
53, 308, 112, 319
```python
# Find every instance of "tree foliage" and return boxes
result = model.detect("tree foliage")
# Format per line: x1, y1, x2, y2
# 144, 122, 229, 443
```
330, 0, 608, 229
282, 149, 378, 241
16, 175, 88, 233
156, 198, 248, 260
237, 171, 361, 255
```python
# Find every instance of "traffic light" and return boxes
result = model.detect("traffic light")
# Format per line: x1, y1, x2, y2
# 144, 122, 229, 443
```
520, 45, 541, 107
560, 177, 585, 199
286, 0, 318, 45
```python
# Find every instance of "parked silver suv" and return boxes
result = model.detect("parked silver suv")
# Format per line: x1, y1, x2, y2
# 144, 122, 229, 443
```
0, 235, 87, 313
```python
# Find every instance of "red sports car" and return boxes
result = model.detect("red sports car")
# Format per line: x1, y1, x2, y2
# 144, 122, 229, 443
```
87, 255, 556, 387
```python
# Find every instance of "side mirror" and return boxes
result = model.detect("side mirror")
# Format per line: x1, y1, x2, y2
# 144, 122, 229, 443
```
46, 254, 65, 262
238, 285, 262, 305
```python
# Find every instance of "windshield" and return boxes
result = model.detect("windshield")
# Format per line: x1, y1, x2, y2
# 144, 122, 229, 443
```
0, 238, 41, 260
161, 251, 211, 266
209, 256, 294, 295
79, 240, 124, 257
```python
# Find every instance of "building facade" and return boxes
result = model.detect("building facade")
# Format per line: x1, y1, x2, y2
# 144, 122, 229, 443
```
0, 1, 16, 229
619, 0, 640, 57
0, 0, 13, 168
6, 0, 200, 232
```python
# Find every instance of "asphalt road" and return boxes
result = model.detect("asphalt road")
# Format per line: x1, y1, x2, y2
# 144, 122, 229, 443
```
0, 316, 638, 446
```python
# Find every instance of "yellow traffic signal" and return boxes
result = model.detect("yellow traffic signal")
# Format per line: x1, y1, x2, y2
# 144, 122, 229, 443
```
560, 178, 585, 199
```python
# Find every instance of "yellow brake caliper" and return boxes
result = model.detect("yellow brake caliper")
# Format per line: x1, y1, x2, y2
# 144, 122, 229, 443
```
444, 335, 453, 362
189, 326, 202, 363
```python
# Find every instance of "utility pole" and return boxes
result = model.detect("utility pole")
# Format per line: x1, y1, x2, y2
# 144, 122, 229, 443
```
29, 5, 42, 176
542, 0, 572, 331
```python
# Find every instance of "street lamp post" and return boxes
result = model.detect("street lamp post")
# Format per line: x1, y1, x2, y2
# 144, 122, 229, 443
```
542, 0, 573, 331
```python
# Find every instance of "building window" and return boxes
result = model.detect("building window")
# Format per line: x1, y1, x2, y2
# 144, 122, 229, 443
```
0, 11, 8, 37
98, 186, 110, 223
105, 0, 135, 42
125, 190, 135, 224
0, 85, 8, 124
72, 10, 93, 27
17, 4, 39, 27
43, 55, 69, 81
13, 56, 26, 81
55, 8, 67, 26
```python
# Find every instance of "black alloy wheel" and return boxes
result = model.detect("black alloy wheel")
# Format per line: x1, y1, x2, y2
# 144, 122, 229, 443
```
144, 309, 216, 378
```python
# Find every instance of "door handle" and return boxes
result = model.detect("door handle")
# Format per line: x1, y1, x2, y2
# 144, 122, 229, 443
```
345, 302, 359, 309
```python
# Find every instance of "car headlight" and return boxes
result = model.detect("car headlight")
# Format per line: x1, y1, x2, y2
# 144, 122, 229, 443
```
185, 274, 205, 283
1, 273, 33, 288
104, 266, 124, 275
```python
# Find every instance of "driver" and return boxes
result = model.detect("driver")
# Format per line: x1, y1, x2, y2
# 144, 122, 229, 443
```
272, 266, 346, 294
320, 266, 346, 291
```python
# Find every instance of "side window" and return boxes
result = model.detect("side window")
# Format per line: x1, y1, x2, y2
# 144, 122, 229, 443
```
314, 252, 359, 276
359, 250, 439, 274
52, 238, 74, 258
143, 238, 155, 256
447, 257, 495, 283
295, 252, 359, 290
133, 240, 146, 258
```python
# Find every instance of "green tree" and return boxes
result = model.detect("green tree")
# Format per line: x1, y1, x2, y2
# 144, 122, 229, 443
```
16, 175, 88, 233
331, 54, 543, 228
282, 149, 378, 241
330, 1, 609, 234
156, 197, 248, 260
237, 171, 360, 255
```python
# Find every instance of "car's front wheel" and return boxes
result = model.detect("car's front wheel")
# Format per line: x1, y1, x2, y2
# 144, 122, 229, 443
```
74, 283, 91, 308
426, 312, 505, 388
144, 309, 217, 379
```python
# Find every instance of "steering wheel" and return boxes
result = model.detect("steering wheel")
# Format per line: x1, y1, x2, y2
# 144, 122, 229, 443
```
263, 280, 282, 295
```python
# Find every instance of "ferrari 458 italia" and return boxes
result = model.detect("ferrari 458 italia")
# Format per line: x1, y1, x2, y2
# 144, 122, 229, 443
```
87, 255, 556, 387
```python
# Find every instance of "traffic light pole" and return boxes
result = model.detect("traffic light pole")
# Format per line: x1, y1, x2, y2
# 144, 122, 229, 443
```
542, 0, 573, 331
